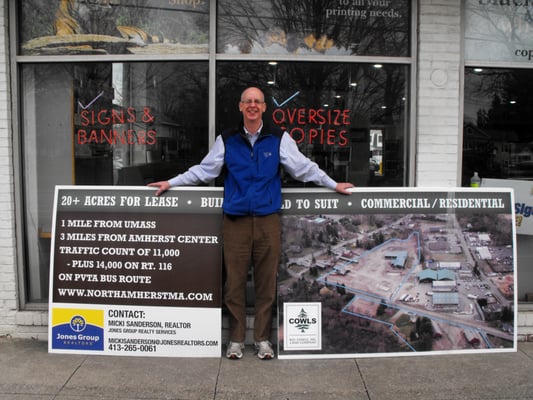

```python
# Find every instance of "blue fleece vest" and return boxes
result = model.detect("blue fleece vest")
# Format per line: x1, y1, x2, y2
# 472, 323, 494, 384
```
221, 124, 283, 216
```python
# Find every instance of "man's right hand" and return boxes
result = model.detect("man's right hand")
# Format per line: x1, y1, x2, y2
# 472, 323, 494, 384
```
147, 181, 170, 196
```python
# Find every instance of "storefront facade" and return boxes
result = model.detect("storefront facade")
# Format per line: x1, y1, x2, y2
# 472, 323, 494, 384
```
1, 0, 533, 341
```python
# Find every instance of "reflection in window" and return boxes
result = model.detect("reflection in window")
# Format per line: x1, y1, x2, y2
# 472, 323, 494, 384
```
21, 62, 208, 301
217, 0, 410, 56
18, 0, 209, 56
463, 67, 533, 185
465, 0, 533, 62
216, 61, 409, 187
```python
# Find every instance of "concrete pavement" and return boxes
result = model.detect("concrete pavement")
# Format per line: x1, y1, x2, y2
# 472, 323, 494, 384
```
1, 336, 533, 399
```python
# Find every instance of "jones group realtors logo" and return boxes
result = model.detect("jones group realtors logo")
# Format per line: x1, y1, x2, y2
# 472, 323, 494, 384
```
283, 302, 322, 351
51, 308, 104, 352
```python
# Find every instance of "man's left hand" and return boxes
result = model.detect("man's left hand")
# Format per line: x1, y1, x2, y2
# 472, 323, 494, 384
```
335, 183, 355, 195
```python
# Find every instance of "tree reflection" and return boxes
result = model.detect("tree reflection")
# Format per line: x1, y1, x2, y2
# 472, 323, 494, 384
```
466, 2, 533, 54
218, 0, 410, 56
464, 68, 533, 184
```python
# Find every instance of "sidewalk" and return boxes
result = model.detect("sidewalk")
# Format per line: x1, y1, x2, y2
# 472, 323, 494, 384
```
1, 336, 532, 400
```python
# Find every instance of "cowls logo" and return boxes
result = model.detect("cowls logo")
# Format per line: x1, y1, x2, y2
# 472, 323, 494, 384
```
283, 302, 322, 351
290, 308, 316, 333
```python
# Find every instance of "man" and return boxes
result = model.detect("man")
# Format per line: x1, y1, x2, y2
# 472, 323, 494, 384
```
149, 87, 354, 360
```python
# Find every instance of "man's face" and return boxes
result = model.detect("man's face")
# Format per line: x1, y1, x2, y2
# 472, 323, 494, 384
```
239, 88, 267, 125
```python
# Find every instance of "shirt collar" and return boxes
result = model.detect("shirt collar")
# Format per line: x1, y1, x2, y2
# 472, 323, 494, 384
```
243, 121, 263, 137
243, 122, 263, 146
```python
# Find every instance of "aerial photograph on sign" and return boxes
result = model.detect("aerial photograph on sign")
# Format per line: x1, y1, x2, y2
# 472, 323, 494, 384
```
278, 205, 516, 358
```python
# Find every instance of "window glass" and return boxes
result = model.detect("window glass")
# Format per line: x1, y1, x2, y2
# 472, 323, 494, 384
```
18, 0, 209, 56
465, 0, 533, 62
217, 0, 410, 56
216, 61, 410, 187
21, 61, 208, 302
463, 67, 533, 185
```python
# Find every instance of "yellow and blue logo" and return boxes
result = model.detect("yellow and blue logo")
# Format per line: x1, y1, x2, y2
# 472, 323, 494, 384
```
51, 308, 104, 351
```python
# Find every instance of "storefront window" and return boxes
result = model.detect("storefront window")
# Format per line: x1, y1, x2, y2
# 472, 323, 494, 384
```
463, 67, 533, 185
217, 0, 411, 56
464, 1, 533, 302
15, 1, 414, 305
216, 62, 409, 187
18, 0, 209, 56
21, 61, 208, 302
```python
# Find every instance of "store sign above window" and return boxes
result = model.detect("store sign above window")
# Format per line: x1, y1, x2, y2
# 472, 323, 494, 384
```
465, 0, 533, 62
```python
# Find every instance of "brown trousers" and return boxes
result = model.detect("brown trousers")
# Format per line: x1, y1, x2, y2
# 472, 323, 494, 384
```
222, 213, 281, 342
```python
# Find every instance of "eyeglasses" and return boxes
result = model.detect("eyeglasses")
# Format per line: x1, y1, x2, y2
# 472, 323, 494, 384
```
240, 99, 265, 105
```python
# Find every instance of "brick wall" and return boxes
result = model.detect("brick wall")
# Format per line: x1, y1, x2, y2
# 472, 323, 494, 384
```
416, 0, 462, 187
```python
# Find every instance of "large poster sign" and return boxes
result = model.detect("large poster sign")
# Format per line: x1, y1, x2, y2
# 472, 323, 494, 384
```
49, 186, 517, 359
48, 186, 223, 357
277, 188, 517, 358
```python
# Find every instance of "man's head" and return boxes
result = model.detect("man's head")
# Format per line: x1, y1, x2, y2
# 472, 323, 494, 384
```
239, 87, 267, 128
